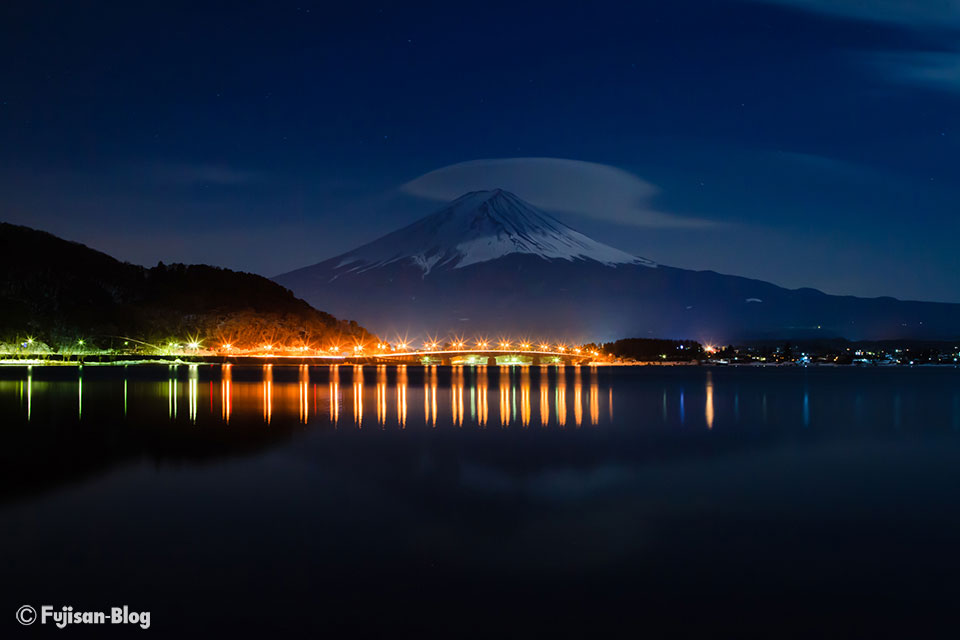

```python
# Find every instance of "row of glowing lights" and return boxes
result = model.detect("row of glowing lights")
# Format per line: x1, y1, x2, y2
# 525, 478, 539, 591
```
18, 337, 600, 357
210, 340, 601, 356
23, 336, 708, 359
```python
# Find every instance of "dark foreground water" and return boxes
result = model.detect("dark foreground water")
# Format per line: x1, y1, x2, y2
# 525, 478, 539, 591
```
2, 364, 960, 637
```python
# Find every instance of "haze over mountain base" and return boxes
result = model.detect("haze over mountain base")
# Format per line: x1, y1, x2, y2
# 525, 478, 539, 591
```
275, 190, 960, 343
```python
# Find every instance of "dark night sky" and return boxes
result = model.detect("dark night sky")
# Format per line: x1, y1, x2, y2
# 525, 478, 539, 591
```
1, 0, 958, 302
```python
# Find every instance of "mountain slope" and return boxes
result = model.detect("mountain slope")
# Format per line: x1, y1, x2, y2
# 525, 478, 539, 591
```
0, 222, 373, 347
274, 191, 960, 342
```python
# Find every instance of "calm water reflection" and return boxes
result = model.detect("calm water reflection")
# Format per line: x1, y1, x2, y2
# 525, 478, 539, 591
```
3, 364, 960, 636
10, 363, 958, 434
2, 364, 614, 430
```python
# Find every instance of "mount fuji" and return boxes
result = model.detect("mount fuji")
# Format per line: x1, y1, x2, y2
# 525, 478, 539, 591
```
274, 190, 960, 342
318, 189, 654, 275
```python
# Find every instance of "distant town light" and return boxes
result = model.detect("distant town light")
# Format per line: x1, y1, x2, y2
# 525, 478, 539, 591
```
188, 341, 200, 349
223, 343, 232, 350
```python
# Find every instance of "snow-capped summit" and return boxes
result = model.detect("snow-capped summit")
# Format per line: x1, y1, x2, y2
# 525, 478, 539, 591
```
331, 189, 654, 276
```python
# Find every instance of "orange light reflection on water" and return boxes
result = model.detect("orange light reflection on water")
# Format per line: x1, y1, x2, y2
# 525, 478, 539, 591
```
573, 366, 582, 428
556, 366, 567, 427
477, 365, 488, 427
111, 364, 612, 429
520, 367, 531, 427
353, 365, 363, 428
540, 366, 550, 427
397, 365, 407, 428
262, 365, 273, 424
299, 364, 309, 424
499, 366, 511, 426
221, 364, 232, 423
329, 365, 339, 425
376, 365, 387, 427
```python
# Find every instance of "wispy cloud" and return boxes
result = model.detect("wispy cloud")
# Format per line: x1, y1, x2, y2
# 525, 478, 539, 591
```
868, 49, 960, 91
402, 158, 718, 229
747, 0, 960, 26
749, 1, 960, 93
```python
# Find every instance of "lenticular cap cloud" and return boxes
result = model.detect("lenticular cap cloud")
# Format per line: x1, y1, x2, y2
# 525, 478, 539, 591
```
402, 158, 716, 228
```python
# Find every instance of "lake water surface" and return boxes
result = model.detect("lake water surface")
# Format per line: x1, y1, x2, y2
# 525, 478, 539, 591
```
2, 364, 960, 636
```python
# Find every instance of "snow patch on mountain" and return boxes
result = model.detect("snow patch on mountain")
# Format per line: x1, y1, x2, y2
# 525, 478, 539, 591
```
454, 229, 642, 269
331, 189, 655, 276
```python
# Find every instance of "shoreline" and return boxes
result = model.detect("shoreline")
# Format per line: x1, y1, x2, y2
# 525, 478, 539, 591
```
1, 359, 956, 369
